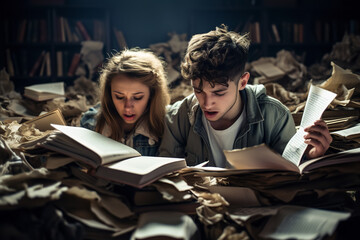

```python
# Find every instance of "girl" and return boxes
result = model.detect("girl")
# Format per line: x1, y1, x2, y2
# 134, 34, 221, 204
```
81, 48, 170, 156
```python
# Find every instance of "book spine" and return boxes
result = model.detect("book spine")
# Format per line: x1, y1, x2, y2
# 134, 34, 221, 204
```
56, 51, 63, 77
114, 28, 127, 49
67, 53, 81, 76
45, 51, 51, 77
5, 49, 15, 76
63, 17, 73, 42
29, 50, 46, 77
271, 24, 281, 43
76, 20, 91, 41
39, 19, 47, 43
18, 19, 27, 43
59, 16, 66, 42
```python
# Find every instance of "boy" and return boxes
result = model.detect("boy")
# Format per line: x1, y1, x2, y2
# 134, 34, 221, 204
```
159, 25, 332, 167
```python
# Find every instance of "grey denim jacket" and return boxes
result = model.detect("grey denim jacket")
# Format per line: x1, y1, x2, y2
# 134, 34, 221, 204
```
159, 84, 296, 166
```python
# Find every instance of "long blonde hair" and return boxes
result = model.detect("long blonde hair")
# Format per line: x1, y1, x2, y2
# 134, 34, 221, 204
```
96, 48, 170, 141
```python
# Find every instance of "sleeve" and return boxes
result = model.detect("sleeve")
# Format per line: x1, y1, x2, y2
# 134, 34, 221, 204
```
268, 104, 296, 155
80, 103, 100, 131
158, 100, 190, 158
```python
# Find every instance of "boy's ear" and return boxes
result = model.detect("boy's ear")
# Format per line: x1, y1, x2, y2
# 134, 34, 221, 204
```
238, 72, 250, 91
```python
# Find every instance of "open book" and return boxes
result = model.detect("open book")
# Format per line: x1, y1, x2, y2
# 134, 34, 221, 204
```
224, 144, 360, 174
40, 124, 187, 188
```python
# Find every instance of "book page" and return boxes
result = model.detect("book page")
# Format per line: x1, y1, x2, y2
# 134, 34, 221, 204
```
258, 205, 350, 240
131, 211, 198, 240
25, 82, 65, 95
282, 85, 336, 166
25, 109, 66, 131
224, 144, 300, 173
48, 124, 141, 166
332, 123, 360, 138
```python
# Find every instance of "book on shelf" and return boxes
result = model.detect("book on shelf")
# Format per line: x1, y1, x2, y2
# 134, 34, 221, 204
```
271, 24, 281, 43
67, 53, 81, 76
40, 124, 187, 188
32, 19, 39, 43
11, 51, 20, 76
39, 19, 47, 43
113, 27, 127, 49
254, 21, 261, 43
17, 19, 27, 43
57, 16, 65, 42
56, 51, 63, 77
24, 82, 65, 101
73, 24, 84, 42
25, 20, 33, 43
20, 50, 28, 76
63, 17, 74, 42
45, 51, 51, 77
75, 20, 91, 41
298, 23, 304, 43
39, 51, 46, 76
5, 48, 15, 76
93, 19, 105, 42
29, 50, 46, 77
62, 51, 69, 75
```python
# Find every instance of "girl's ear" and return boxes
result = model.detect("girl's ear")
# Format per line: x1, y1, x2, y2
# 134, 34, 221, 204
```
238, 72, 250, 91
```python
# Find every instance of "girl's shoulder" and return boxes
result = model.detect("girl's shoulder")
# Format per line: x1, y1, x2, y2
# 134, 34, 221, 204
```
80, 103, 101, 130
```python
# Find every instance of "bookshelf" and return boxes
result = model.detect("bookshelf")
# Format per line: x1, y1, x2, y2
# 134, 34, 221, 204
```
189, 0, 360, 65
1, 0, 359, 93
1, 3, 110, 93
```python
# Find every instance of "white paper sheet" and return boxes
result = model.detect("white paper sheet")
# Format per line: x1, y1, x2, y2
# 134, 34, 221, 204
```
282, 85, 337, 166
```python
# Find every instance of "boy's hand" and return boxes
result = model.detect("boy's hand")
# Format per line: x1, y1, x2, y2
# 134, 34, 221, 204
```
304, 119, 332, 159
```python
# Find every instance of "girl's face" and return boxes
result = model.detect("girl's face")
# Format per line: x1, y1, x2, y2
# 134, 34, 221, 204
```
111, 75, 150, 129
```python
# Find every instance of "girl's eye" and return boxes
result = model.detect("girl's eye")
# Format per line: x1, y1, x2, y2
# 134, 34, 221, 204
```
115, 95, 124, 100
134, 96, 143, 101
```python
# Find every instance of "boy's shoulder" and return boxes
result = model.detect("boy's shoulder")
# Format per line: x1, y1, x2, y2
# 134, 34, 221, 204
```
246, 84, 290, 113
167, 93, 198, 113
166, 93, 199, 125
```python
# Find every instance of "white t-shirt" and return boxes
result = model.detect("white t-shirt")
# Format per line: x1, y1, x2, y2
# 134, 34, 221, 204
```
202, 106, 247, 167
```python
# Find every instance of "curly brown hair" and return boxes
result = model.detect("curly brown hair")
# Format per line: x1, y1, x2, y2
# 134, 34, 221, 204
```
181, 25, 250, 88
95, 48, 170, 141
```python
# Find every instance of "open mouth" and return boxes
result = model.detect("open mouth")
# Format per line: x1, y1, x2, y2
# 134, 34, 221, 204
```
123, 113, 136, 121
204, 110, 218, 118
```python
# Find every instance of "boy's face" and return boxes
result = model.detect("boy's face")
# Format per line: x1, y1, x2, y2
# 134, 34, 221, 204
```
192, 73, 249, 130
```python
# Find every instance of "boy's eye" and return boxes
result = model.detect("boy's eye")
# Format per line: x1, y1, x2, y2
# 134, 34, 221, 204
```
215, 92, 225, 96
194, 89, 202, 94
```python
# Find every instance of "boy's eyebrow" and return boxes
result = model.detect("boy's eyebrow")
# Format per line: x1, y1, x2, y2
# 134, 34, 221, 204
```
212, 88, 227, 93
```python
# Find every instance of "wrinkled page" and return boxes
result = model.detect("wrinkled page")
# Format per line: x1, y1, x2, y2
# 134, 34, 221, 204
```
258, 205, 350, 240
282, 85, 336, 166
332, 123, 360, 138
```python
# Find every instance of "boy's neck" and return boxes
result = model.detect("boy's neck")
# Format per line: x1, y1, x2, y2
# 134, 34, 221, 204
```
209, 97, 244, 131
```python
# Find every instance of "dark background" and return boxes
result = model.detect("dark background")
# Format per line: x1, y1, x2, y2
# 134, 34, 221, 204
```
1, 0, 358, 91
